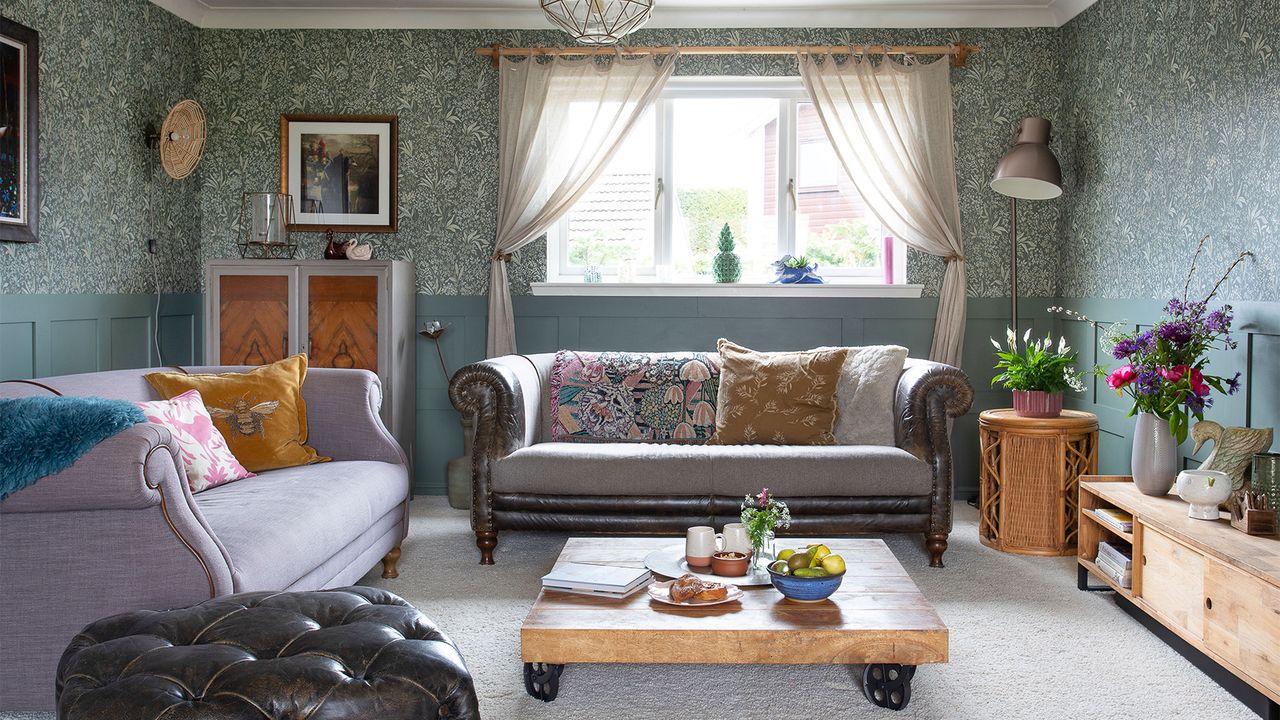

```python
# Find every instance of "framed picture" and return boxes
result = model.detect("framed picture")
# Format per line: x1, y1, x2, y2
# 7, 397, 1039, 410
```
0, 17, 38, 243
280, 114, 398, 233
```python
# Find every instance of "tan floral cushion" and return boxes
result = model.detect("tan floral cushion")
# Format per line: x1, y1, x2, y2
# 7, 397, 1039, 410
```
707, 339, 847, 445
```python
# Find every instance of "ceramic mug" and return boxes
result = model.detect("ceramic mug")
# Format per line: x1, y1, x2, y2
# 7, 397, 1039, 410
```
721, 522, 752, 555
685, 526, 719, 567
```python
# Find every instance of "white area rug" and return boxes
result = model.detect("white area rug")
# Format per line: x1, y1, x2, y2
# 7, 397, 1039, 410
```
6, 499, 1256, 720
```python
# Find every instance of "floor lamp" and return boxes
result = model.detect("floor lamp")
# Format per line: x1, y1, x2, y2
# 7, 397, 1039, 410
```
990, 117, 1063, 337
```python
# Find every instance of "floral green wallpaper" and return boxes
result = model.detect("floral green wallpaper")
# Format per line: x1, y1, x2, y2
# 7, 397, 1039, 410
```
196, 26, 1065, 297
0, 0, 203, 294
1058, 0, 1279, 300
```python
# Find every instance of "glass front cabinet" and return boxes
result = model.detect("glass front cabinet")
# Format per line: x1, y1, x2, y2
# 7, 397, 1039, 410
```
205, 260, 416, 467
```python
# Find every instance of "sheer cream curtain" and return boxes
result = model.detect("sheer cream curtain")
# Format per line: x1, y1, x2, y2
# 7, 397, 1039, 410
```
487, 53, 676, 357
798, 54, 966, 366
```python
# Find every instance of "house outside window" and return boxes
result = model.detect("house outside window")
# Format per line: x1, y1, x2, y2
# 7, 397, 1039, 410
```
549, 77, 906, 284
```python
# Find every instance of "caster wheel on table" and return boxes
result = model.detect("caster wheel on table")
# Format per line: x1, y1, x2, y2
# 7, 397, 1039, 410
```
523, 662, 564, 702
862, 663, 915, 711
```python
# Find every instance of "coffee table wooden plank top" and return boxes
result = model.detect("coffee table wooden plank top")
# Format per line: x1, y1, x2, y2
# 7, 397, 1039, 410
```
521, 537, 948, 667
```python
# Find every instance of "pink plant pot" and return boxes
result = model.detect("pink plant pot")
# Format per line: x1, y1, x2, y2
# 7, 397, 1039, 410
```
1012, 390, 1063, 418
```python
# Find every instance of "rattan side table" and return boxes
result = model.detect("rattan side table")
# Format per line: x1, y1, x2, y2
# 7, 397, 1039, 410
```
978, 409, 1098, 556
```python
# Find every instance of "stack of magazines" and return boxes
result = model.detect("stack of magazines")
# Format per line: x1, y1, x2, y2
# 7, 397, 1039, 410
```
1095, 541, 1133, 588
541, 563, 653, 599
1092, 508, 1134, 534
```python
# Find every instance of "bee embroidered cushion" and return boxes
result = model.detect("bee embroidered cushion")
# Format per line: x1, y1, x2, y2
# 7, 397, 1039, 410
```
134, 389, 254, 493
145, 354, 328, 472
706, 339, 848, 446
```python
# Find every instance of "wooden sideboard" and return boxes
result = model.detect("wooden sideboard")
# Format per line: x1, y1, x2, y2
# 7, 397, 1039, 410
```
1079, 477, 1280, 712
205, 260, 416, 466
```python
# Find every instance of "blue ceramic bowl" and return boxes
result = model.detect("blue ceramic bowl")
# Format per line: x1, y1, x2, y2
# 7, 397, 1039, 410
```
768, 569, 844, 602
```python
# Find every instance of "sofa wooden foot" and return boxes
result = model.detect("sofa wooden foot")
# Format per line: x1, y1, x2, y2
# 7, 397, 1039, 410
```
381, 546, 401, 579
476, 531, 497, 565
925, 533, 948, 568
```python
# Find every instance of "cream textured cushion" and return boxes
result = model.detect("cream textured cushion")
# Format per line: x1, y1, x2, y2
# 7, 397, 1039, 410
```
814, 345, 909, 446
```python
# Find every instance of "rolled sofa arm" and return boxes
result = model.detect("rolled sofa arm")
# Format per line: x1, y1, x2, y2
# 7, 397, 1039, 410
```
449, 357, 541, 533
894, 359, 974, 536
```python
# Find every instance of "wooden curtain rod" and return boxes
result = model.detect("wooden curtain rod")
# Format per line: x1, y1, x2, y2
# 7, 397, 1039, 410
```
477, 42, 978, 68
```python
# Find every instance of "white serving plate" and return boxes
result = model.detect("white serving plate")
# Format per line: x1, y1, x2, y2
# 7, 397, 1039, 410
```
647, 579, 744, 606
643, 544, 775, 587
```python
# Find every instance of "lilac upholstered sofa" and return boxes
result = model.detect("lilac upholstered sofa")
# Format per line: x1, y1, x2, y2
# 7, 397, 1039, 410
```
0, 366, 411, 712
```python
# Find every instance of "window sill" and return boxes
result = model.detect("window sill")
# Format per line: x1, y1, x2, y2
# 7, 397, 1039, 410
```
529, 282, 924, 298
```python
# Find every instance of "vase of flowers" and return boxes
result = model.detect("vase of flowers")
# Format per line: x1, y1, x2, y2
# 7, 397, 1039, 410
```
740, 487, 791, 569
1099, 241, 1250, 496
991, 328, 1085, 418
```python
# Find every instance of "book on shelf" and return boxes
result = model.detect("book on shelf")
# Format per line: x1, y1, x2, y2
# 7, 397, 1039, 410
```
541, 563, 653, 598
1093, 552, 1132, 588
1097, 541, 1133, 570
1092, 508, 1134, 533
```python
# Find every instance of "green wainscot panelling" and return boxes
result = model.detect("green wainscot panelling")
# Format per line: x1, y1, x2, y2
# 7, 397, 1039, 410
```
0, 294, 202, 381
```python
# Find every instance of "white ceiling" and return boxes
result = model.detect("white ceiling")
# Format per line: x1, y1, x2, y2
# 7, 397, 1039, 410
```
149, 0, 1098, 29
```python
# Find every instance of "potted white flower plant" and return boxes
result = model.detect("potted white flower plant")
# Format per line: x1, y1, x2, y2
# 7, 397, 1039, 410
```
991, 328, 1085, 418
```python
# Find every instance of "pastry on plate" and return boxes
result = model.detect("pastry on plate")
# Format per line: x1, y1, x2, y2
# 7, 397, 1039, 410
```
669, 573, 728, 603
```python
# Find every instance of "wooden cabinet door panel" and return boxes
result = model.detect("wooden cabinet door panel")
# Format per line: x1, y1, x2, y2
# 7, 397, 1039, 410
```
219, 275, 290, 365
307, 274, 378, 372
1204, 560, 1280, 697
1140, 528, 1205, 638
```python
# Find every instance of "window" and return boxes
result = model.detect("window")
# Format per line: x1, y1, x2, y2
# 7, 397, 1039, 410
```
549, 77, 904, 283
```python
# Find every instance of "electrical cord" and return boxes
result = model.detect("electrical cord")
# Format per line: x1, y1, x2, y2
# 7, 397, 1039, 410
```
149, 248, 164, 367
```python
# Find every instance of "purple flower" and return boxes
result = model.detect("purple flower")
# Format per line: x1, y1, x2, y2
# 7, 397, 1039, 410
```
1112, 338, 1139, 359
1185, 394, 1214, 414
1227, 372, 1242, 395
1137, 331, 1157, 353
1204, 306, 1233, 334
1136, 370, 1163, 396
1157, 321, 1193, 346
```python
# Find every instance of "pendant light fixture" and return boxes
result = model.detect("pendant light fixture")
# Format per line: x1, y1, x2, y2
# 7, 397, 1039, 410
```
540, 0, 654, 46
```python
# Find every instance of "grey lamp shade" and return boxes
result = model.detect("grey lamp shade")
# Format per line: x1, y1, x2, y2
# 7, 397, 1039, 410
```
990, 117, 1063, 200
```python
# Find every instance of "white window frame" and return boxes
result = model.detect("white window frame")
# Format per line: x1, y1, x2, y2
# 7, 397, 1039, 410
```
548, 76, 906, 284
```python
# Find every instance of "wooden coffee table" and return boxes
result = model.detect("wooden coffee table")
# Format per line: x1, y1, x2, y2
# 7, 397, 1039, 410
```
521, 537, 948, 711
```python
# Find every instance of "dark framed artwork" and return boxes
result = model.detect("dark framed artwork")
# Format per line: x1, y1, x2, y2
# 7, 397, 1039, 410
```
280, 113, 398, 233
0, 17, 38, 243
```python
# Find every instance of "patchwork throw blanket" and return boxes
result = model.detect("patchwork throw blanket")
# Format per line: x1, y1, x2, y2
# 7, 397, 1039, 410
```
0, 396, 146, 501
549, 350, 720, 443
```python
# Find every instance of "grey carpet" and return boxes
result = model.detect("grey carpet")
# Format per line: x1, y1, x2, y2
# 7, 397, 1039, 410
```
6, 499, 1256, 719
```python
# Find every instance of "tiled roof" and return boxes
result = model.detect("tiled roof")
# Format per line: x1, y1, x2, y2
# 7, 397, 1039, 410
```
568, 172, 653, 241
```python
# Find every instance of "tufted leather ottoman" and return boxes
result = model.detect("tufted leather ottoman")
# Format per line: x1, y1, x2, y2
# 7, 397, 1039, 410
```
56, 587, 480, 719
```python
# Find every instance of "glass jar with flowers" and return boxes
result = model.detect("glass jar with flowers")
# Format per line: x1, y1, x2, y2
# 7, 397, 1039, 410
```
740, 487, 791, 569
1095, 242, 1250, 496
990, 329, 1086, 418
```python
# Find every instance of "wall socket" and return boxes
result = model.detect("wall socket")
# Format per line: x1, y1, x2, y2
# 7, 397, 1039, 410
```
147, 238, 159, 254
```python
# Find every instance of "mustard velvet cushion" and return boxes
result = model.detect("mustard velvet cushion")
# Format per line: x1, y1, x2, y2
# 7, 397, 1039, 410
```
707, 339, 848, 446
146, 355, 328, 472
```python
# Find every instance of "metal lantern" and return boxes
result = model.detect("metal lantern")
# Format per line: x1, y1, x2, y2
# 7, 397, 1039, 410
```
540, 0, 654, 45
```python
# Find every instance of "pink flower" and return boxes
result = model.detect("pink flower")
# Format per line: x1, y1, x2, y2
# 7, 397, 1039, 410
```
1107, 365, 1137, 390
759, 487, 769, 508
1189, 368, 1210, 397
1159, 364, 1187, 383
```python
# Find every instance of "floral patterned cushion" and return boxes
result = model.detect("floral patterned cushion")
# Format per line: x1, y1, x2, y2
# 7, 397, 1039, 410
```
549, 351, 720, 443
135, 389, 254, 493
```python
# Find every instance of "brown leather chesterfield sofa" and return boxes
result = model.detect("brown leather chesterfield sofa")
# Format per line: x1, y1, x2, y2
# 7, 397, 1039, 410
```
450, 353, 973, 568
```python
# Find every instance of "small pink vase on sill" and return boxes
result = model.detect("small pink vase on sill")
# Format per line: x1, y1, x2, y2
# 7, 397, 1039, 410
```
1012, 390, 1063, 418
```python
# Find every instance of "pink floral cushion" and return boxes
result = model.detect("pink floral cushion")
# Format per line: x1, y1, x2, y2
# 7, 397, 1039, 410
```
135, 389, 254, 493
549, 351, 720, 443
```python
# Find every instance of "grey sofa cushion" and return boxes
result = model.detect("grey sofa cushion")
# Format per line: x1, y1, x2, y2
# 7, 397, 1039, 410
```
492, 443, 931, 497
196, 460, 406, 591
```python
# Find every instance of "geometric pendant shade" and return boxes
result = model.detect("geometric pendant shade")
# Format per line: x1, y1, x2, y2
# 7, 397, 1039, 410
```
540, 0, 654, 45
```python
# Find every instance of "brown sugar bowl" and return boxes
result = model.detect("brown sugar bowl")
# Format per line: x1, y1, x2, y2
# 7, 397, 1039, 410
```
710, 551, 750, 577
